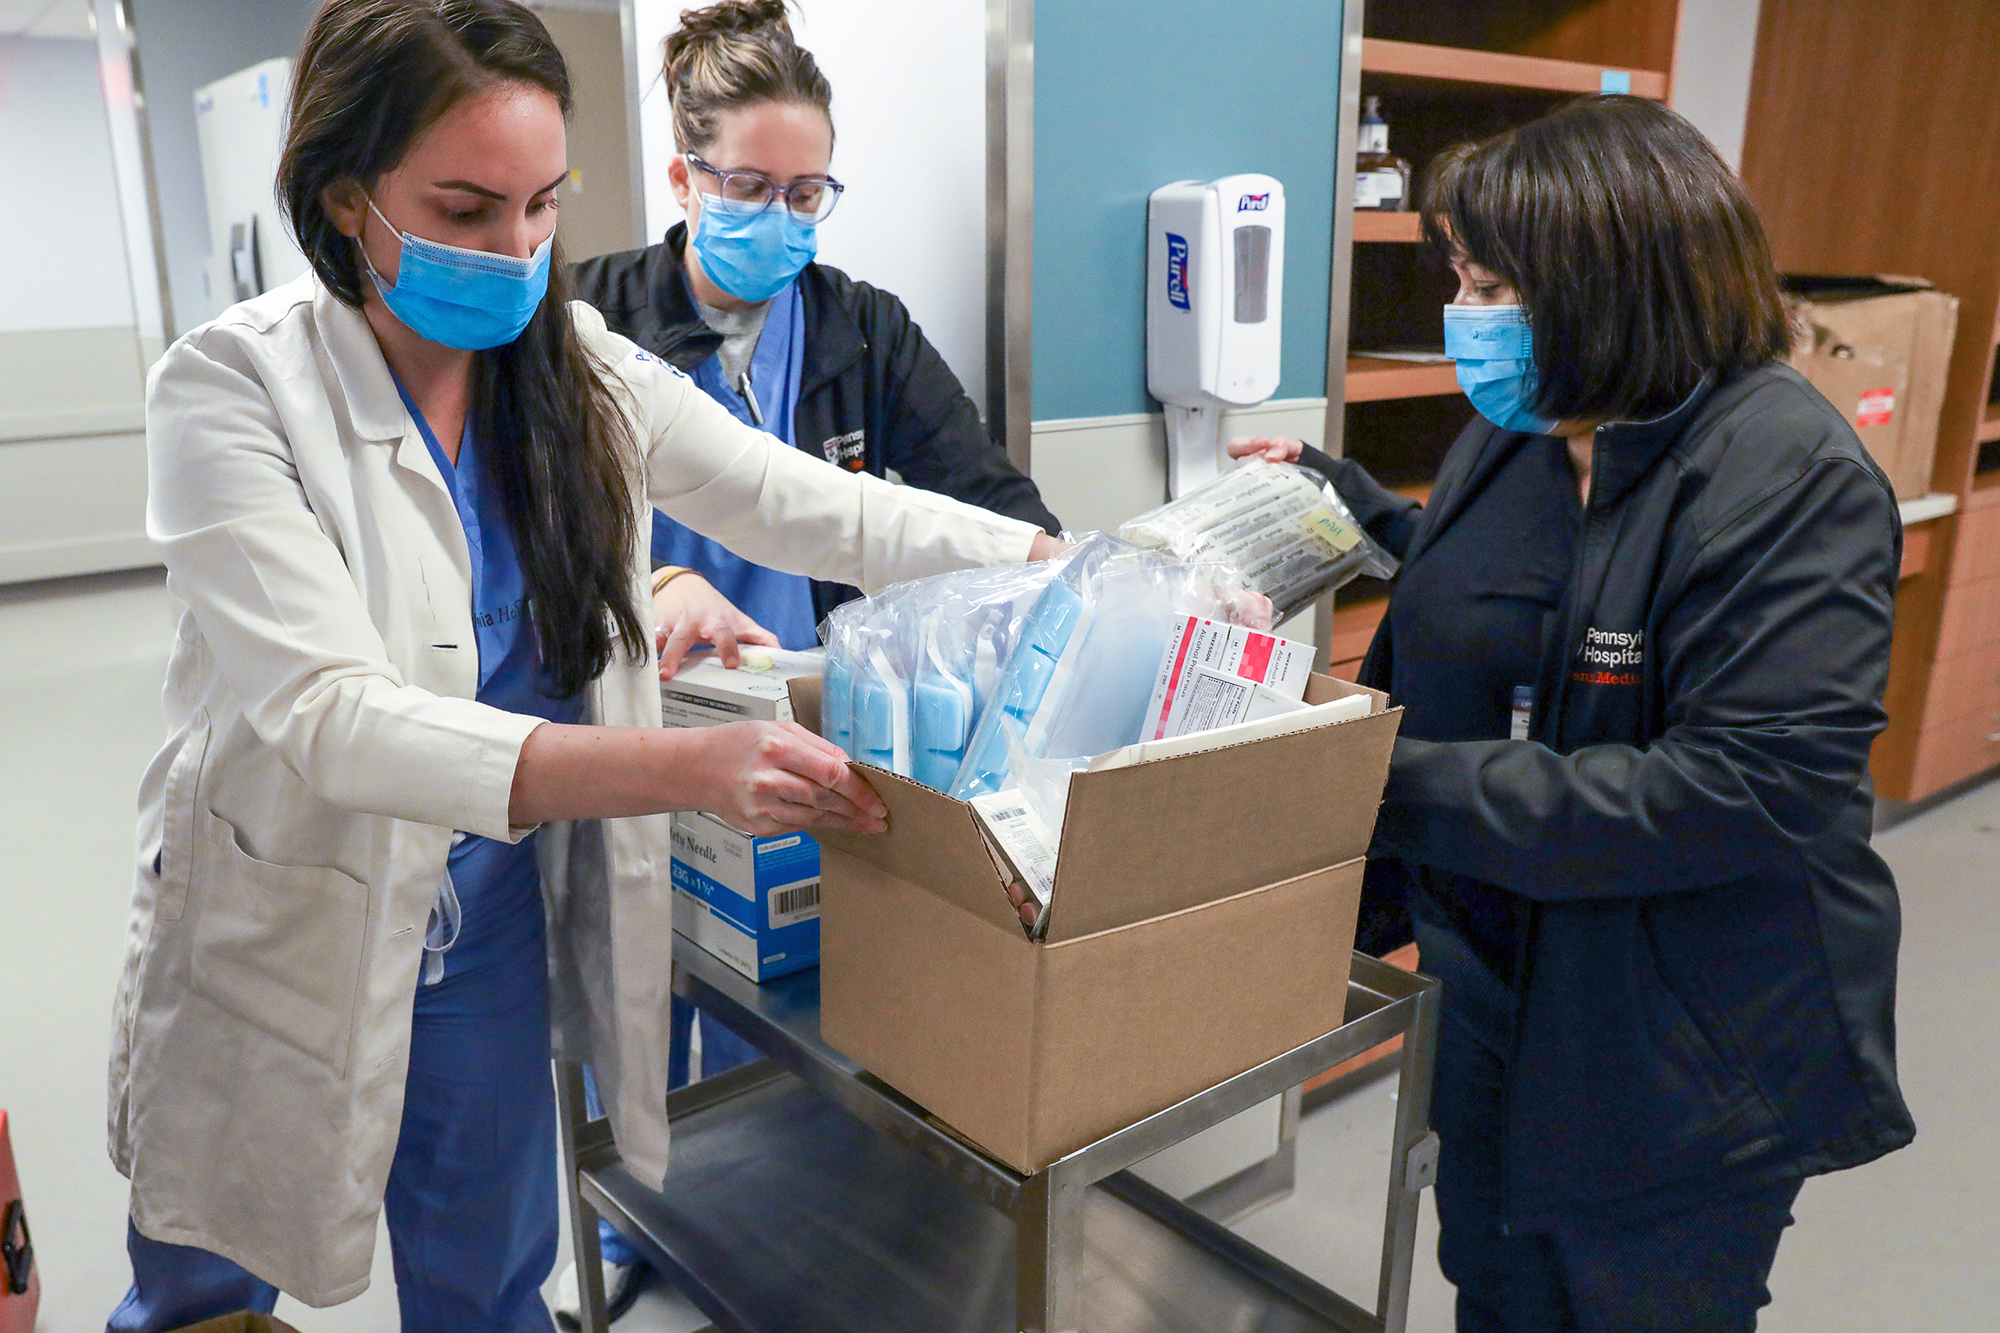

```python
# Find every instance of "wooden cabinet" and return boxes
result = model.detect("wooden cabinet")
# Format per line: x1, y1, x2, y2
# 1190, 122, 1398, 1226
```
1741, 0, 2000, 802
1904, 488, 2000, 793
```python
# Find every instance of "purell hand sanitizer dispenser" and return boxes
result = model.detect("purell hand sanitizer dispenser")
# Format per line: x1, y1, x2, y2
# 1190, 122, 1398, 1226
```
1147, 174, 1285, 498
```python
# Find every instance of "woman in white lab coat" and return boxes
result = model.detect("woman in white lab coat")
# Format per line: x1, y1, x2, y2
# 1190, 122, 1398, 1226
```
103, 0, 1054, 1325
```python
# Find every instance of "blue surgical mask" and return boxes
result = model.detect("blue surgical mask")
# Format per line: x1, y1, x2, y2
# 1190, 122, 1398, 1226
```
362, 196, 552, 351
1442, 303, 1556, 435
689, 193, 817, 303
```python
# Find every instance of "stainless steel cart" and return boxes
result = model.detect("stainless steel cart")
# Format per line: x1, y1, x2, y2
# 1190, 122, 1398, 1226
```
555, 939, 1439, 1333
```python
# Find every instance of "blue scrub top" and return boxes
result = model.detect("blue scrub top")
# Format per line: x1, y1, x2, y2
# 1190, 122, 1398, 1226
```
396, 378, 582, 980
649, 278, 820, 649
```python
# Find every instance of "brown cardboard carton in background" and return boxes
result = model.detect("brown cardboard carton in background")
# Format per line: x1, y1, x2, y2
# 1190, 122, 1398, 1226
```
791, 673, 1401, 1173
1785, 275, 1960, 500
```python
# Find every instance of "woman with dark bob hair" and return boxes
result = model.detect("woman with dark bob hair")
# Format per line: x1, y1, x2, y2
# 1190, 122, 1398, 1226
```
103, 0, 1060, 1325
1236, 95, 1914, 1331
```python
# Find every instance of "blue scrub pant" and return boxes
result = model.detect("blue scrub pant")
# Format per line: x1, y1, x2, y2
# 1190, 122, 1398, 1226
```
1415, 917, 1801, 1333
108, 940, 559, 1332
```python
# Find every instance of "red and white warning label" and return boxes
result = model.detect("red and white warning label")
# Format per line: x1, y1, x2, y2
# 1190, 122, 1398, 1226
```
1856, 388, 1896, 428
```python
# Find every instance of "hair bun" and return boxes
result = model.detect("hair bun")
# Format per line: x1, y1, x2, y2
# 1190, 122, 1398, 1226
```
669, 0, 791, 50
661, 0, 830, 154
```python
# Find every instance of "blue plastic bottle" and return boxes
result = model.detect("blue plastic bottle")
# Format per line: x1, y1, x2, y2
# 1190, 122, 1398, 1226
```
851, 642, 911, 774
911, 624, 976, 791
821, 652, 855, 759
949, 581, 1086, 799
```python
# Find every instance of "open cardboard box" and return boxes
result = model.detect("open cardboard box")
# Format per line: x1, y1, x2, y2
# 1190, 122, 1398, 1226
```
1785, 274, 1960, 500
788, 672, 1402, 1173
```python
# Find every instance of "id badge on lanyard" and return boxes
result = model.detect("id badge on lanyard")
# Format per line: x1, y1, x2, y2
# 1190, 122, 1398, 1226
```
1510, 684, 1534, 742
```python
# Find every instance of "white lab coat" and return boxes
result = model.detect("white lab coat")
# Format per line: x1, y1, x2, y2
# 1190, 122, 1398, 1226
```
106, 276, 1038, 1304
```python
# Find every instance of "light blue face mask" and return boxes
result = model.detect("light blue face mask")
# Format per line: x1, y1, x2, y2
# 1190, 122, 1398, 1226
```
1442, 303, 1556, 435
690, 192, 818, 303
363, 196, 552, 351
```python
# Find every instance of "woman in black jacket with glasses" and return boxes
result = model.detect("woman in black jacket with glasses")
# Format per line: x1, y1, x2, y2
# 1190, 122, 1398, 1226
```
572, 0, 1057, 674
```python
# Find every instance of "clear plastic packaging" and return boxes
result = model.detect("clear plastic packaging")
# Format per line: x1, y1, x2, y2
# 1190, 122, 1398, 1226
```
947, 534, 1255, 799
848, 585, 915, 775
1118, 460, 1398, 621
818, 559, 1062, 785
821, 535, 1267, 797
819, 601, 862, 759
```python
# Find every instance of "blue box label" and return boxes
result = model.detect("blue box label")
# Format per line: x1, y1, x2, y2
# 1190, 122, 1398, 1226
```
671, 813, 819, 981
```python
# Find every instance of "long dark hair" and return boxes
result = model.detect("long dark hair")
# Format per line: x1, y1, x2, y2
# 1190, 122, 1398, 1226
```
1421, 95, 1790, 423
279, 0, 647, 698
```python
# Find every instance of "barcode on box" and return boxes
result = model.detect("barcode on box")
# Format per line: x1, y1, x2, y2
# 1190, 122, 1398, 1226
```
768, 878, 821, 928
990, 806, 1027, 822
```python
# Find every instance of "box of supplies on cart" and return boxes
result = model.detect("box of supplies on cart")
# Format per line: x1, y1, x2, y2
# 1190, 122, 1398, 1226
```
790, 671, 1401, 1173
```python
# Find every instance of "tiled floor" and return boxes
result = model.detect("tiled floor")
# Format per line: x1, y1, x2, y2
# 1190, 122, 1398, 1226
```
3, 567, 1993, 1331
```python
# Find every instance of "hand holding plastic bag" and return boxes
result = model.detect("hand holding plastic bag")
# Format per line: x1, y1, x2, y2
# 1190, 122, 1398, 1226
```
1118, 460, 1397, 621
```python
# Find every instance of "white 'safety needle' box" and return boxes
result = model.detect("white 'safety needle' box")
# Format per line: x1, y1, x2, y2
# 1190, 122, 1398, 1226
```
661, 648, 826, 982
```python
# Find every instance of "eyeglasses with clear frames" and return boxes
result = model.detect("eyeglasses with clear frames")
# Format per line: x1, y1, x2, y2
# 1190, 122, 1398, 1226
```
686, 153, 845, 223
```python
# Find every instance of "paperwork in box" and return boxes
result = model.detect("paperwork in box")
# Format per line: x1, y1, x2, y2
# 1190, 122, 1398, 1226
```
1145, 617, 1313, 741
1093, 690, 1372, 771
967, 791, 1058, 937
971, 690, 1374, 939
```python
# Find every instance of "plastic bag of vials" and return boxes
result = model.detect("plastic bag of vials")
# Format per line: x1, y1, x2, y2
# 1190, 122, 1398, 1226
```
1118, 460, 1398, 621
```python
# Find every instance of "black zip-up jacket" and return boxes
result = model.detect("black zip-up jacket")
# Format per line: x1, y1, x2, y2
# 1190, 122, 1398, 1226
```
572, 226, 1061, 624
1300, 363, 1915, 1229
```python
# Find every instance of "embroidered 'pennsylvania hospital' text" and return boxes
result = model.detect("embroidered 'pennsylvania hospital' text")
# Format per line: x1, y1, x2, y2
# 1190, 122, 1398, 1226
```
1574, 627, 1643, 686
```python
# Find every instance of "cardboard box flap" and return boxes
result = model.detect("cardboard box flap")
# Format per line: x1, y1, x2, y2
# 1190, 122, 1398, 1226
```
1043, 680, 1401, 941
790, 673, 825, 735
812, 766, 1025, 935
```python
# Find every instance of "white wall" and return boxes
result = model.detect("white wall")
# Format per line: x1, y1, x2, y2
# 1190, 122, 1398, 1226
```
1670, 0, 1764, 173
629, 0, 988, 407
91, 0, 167, 351
0, 36, 137, 332
125, 0, 320, 336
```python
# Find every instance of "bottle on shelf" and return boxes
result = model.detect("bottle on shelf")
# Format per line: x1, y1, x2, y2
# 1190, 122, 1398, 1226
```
1355, 95, 1413, 213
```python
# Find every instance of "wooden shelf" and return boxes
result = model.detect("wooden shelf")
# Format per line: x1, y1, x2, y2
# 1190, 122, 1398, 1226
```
1328, 594, 1390, 666
1360, 37, 1668, 99
1346, 356, 1460, 403
1899, 493, 1960, 526
1980, 403, 2000, 443
1354, 211, 1423, 243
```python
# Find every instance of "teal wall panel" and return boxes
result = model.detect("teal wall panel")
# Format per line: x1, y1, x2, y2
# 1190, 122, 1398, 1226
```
1032, 1, 1344, 421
